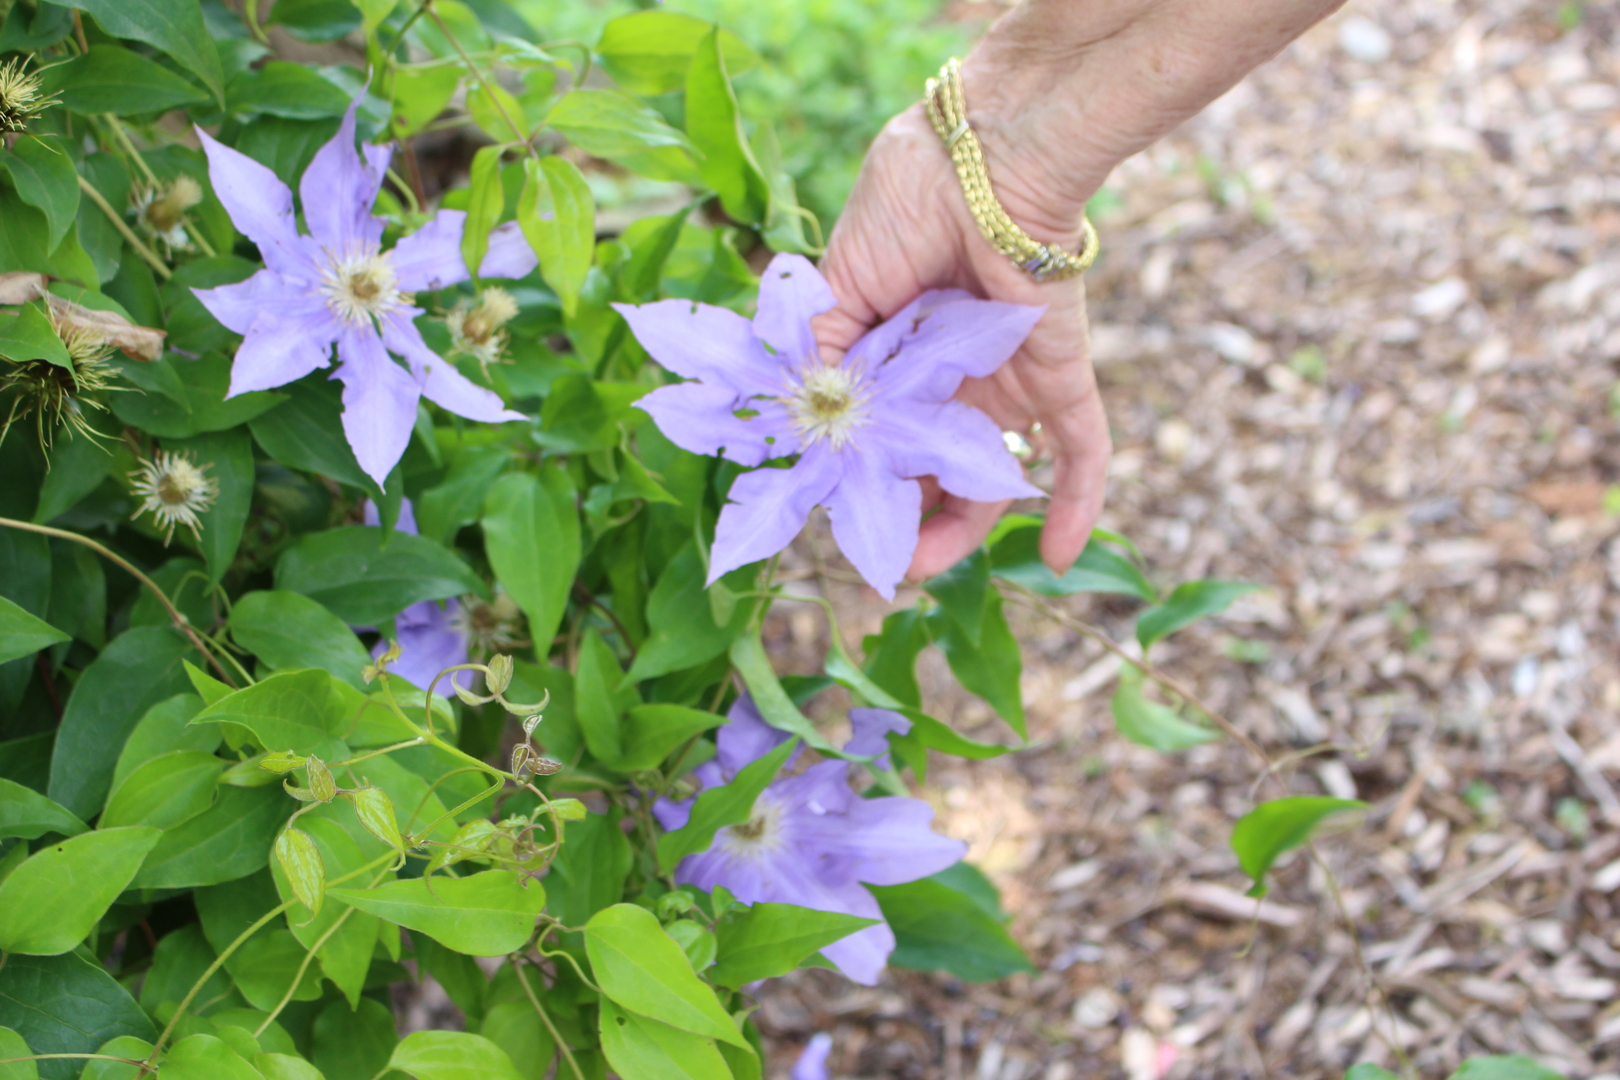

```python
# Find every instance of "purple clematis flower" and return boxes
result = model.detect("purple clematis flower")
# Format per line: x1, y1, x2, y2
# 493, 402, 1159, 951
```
615, 254, 1044, 599
362, 499, 471, 695
654, 695, 966, 985
791, 1033, 833, 1080
193, 97, 534, 486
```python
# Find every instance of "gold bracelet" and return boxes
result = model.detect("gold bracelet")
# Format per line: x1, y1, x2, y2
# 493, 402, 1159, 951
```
924, 57, 1099, 282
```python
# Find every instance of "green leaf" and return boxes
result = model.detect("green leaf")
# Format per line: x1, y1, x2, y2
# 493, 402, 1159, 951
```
860, 608, 928, 709
596, 12, 759, 96
1231, 796, 1366, 897
414, 446, 510, 545
0, 779, 87, 841
536, 375, 645, 454
479, 1000, 554, 1080
388, 64, 459, 140
0, 594, 68, 666
111, 694, 214, 789
625, 543, 747, 684
871, 868, 1035, 983
101, 750, 224, 829
584, 904, 746, 1048
1110, 667, 1219, 753
172, 425, 255, 586
229, 591, 373, 690
109, 351, 285, 439
0, 1027, 36, 1080
274, 827, 325, 918
460, 145, 505, 280
0, 303, 68, 367
58, 0, 223, 102
598, 1000, 732, 1080
138, 925, 231, 1018
657, 736, 796, 874
160, 1035, 261, 1080
248, 375, 381, 497
355, 0, 399, 35
328, 870, 545, 956
710, 903, 877, 988
33, 425, 114, 525
345, 786, 405, 856
268, 815, 379, 1007
886, 707, 1009, 782
752, 121, 813, 255
232, 928, 333, 1011
388, 1031, 523, 1080
1448, 1057, 1568, 1080
729, 632, 838, 754
193, 669, 350, 761
928, 592, 1025, 739
482, 468, 580, 654
923, 548, 990, 647
685, 27, 767, 225
0, 827, 160, 954
131, 784, 288, 888
48, 626, 195, 819
255, 1054, 325, 1080
547, 90, 695, 160
38, 46, 210, 116
990, 527, 1157, 602
543, 810, 632, 929
0, 953, 154, 1080
1136, 580, 1263, 650
5, 137, 79, 250
574, 628, 630, 764
275, 527, 482, 626
612, 705, 720, 772
311, 996, 396, 1080
517, 156, 594, 316
228, 61, 350, 119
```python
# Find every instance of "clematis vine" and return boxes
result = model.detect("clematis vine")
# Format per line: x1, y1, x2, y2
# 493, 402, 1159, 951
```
193, 97, 534, 486
654, 695, 965, 985
616, 254, 1044, 598
362, 499, 471, 695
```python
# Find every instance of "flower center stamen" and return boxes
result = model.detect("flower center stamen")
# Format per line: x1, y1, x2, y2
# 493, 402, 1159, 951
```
319, 245, 404, 326
717, 797, 786, 859
781, 362, 871, 450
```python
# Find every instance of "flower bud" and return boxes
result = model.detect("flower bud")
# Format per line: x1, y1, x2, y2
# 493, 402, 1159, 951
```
275, 827, 325, 918
486, 654, 514, 695
522, 712, 544, 740
510, 744, 538, 782
346, 786, 407, 856
548, 798, 586, 822
306, 756, 337, 803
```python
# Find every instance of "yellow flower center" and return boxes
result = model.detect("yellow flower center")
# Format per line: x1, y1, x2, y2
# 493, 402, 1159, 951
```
717, 796, 786, 858
319, 245, 404, 326
782, 362, 871, 450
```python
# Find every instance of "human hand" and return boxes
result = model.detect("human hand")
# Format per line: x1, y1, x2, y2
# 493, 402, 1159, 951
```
814, 0, 1346, 582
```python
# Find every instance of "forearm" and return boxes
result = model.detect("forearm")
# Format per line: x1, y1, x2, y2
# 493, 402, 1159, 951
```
961, 0, 1347, 237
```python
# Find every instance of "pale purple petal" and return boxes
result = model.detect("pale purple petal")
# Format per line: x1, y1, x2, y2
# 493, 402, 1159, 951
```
870, 403, 1042, 503
613, 300, 785, 398
635, 383, 798, 467
381, 312, 525, 424
709, 449, 843, 583
227, 312, 338, 397
856, 293, 1045, 403
811, 796, 967, 886
845, 708, 912, 769
195, 128, 316, 279
300, 96, 390, 252
823, 451, 921, 601
752, 253, 835, 364
761, 858, 892, 986
334, 325, 419, 486
389, 210, 466, 292
194, 268, 317, 336
716, 694, 793, 778
362, 497, 418, 534
480, 221, 539, 280
791, 1034, 833, 1080
372, 599, 471, 695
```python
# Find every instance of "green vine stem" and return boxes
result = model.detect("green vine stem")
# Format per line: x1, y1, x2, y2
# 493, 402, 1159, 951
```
0, 517, 240, 688
74, 174, 171, 280
511, 955, 585, 1080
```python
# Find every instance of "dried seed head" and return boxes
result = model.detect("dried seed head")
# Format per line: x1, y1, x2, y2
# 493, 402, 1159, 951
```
0, 58, 55, 133
446, 287, 519, 375
129, 450, 218, 544
134, 175, 204, 249
452, 591, 525, 655
510, 744, 538, 782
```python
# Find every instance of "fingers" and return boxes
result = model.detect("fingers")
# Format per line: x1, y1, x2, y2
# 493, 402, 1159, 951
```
907, 493, 1011, 582
1037, 386, 1112, 575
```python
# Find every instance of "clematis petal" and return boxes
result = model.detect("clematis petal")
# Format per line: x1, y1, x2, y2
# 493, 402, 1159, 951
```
791, 1034, 833, 1080
826, 796, 967, 886
871, 402, 1042, 503
612, 299, 785, 398
390, 214, 539, 292
333, 325, 420, 486
823, 450, 922, 601
202, 275, 339, 396
710, 448, 843, 583
635, 383, 798, 467
381, 312, 526, 424
855, 292, 1044, 403
752, 253, 836, 364
194, 268, 315, 336
760, 856, 894, 986
716, 694, 794, 778
845, 708, 912, 770
300, 96, 390, 252
362, 496, 418, 534
372, 599, 471, 695
774, 760, 856, 821
195, 128, 316, 279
